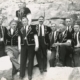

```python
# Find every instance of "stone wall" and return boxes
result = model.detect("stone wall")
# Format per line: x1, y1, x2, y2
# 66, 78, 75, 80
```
0, 0, 80, 26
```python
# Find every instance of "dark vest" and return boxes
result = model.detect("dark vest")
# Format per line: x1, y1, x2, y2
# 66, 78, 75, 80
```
5, 28, 19, 46
19, 25, 37, 46
36, 25, 51, 49
56, 31, 63, 43
36, 25, 51, 45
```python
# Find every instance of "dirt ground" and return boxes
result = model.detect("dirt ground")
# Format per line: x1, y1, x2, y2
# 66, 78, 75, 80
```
0, 67, 79, 80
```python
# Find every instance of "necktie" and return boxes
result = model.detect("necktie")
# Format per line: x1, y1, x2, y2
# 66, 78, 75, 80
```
24, 26, 26, 38
40, 26, 42, 36
75, 33, 77, 45
51, 32, 54, 45
59, 32, 62, 42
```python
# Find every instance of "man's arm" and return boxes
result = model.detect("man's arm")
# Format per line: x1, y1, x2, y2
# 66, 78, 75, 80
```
52, 39, 71, 47
34, 35, 39, 51
18, 36, 21, 52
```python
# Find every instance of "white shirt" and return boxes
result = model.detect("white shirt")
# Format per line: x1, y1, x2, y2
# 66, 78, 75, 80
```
75, 32, 80, 46
24, 26, 28, 33
54, 31, 57, 41
24, 26, 29, 39
11, 28, 14, 35
39, 25, 45, 36
67, 26, 72, 31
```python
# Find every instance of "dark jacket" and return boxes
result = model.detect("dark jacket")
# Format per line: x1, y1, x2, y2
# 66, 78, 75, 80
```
16, 7, 31, 20
62, 29, 74, 46
4, 28, 19, 46
19, 25, 37, 46
36, 25, 51, 49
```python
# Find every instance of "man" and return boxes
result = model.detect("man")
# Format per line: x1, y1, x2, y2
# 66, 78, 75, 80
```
16, 2, 31, 32
36, 16, 51, 73
54, 18, 74, 66
0, 15, 6, 57
4, 20, 20, 80
49, 24, 57, 67
73, 24, 80, 66
65, 18, 74, 33
19, 17, 39, 80
16, 2, 31, 23
50, 24, 66, 67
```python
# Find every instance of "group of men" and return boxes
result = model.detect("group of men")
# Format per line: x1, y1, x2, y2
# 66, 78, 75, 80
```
0, 1, 80, 80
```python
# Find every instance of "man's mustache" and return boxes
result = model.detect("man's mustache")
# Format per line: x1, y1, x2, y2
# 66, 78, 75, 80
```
39, 21, 43, 22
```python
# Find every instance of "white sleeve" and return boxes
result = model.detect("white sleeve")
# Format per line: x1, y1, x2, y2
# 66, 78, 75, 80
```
27, 14, 32, 25
34, 35, 39, 48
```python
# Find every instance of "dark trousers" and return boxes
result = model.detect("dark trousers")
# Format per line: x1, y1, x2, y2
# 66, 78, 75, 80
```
74, 48, 80, 67
59, 45, 74, 66
37, 37, 47, 71
49, 47, 56, 67
10, 57, 20, 76
0, 42, 6, 57
20, 44, 35, 78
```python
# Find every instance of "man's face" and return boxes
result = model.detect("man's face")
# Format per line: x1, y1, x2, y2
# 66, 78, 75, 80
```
51, 24, 56, 32
38, 17, 44, 25
22, 18, 28, 26
23, 2, 26, 8
74, 25, 80, 32
58, 24, 66, 32
10, 22, 17, 30
65, 19, 71, 26
18, 3, 23, 9
0, 16, 3, 25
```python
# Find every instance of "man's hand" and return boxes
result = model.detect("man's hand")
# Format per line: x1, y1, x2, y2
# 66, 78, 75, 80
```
18, 46, 21, 53
52, 42, 60, 47
0, 38, 3, 41
75, 44, 80, 48
35, 46, 39, 51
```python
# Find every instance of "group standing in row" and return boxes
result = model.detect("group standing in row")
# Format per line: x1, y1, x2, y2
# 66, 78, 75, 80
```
0, 1, 80, 80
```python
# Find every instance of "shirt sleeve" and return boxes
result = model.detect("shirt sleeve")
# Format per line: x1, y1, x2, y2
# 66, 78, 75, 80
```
18, 28, 22, 37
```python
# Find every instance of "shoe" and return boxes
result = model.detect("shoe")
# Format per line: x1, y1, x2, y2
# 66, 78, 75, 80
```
28, 76, 32, 80
11, 75, 15, 80
40, 69, 43, 74
43, 69, 47, 72
19, 77, 23, 80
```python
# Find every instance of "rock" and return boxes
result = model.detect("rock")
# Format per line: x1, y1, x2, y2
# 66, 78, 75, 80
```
0, 56, 12, 71
1, 77, 7, 80
69, 68, 80, 80
0, 0, 80, 26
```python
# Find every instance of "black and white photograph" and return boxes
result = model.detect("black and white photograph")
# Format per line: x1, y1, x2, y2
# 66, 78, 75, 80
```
0, 0, 80, 80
